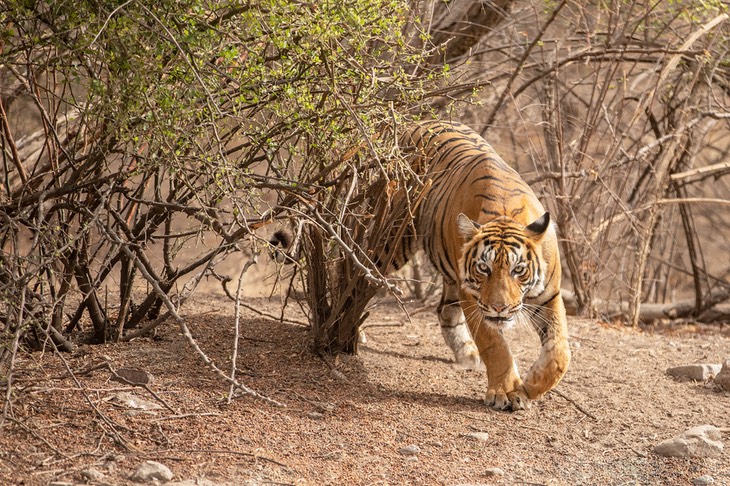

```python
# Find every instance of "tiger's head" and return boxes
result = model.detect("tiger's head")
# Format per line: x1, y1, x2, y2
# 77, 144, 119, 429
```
456, 212, 551, 329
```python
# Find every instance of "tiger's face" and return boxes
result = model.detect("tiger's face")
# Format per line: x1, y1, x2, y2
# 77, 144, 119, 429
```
457, 213, 550, 328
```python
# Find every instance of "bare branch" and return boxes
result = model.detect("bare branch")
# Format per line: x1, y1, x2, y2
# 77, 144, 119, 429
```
670, 161, 730, 183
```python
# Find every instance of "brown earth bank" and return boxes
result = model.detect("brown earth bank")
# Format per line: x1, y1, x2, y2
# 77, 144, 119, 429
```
1, 293, 729, 485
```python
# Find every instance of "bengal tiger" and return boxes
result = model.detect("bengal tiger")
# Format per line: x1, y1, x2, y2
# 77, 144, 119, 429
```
392, 120, 571, 410
270, 120, 571, 411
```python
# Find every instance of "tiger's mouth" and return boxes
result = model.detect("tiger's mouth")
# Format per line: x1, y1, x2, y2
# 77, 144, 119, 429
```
477, 302, 521, 329
475, 302, 517, 325
484, 314, 515, 330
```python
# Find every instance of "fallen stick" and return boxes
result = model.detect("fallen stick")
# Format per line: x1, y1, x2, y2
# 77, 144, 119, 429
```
552, 389, 598, 421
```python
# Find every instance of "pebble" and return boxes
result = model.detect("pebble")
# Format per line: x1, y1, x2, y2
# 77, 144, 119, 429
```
484, 467, 505, 477
463, 432, 490, 442
307, 411, 324, 420
693, 476, 715, 485
666, 364, 721, 381
110, 392, 162, 411
129, 460, 174, 483
713, 359, 730, 392
653, 425, 724, 458
398, 444, 421, 456
111, 367, 155, 385
80, 468, 106, 481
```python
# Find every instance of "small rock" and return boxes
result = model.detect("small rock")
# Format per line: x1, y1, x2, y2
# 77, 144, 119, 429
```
484, 467, 505, 477
307, 411, 324, 420
111, 367, 155, 385
398, 444, 420, 456
463, 432, 490, 442
653, 425, 724, 458
81, 468, 106, 480
129, 460, 174, 483
310, 400, 336, 413
693, 475, 715, 485
713, 359, 730, 392
109, 392, 162, 411
666, 364, 721, 381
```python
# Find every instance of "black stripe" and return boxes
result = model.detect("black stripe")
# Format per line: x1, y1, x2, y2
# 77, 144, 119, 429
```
481, 208, 501, 217
496, 240, 522, 250
472, 174, 501, 184
535, 290, 560, 306
467, 244, 480, 262
435, 144, 476, 166
485, 233, 526, 244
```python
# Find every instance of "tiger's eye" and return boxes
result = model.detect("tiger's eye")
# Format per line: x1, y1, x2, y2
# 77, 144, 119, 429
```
476, 261, 491, 276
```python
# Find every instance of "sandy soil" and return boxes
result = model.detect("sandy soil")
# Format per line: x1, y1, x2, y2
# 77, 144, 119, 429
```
1, 291, 729, 485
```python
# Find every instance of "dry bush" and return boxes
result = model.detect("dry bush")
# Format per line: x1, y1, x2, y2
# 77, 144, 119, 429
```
0, 0, 463, 412
444, 0, 730, 324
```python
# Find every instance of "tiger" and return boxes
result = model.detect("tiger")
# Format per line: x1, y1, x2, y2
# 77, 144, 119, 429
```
270, 120, 571, 411
389, 120, 570, 411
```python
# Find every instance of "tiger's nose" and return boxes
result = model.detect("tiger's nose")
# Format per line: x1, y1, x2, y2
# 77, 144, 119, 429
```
491, 304, 509, 314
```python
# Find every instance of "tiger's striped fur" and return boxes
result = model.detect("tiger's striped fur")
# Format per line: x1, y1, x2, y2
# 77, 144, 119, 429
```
397, 121, 571, 411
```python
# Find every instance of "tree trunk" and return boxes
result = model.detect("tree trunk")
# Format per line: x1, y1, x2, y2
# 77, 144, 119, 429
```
426, 0, 515, 66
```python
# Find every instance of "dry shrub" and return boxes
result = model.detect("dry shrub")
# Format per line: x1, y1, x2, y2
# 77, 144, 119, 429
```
449, 0, 730, 323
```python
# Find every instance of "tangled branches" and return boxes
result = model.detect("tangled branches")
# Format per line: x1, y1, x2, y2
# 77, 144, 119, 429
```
0, 0, 462, 385
452, 0, 730, 323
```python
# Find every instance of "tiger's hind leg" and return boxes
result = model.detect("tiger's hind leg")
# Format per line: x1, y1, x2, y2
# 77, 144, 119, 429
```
438, 282, 483, 370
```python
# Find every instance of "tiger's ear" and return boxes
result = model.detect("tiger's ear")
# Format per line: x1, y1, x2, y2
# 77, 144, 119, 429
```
457, 213, 481, 240
525, 212, 550, 239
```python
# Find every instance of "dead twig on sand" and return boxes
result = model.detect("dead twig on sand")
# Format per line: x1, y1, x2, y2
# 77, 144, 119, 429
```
552, 389, 598, 421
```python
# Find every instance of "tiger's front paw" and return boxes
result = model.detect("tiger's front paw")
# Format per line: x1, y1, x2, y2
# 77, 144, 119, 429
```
485, 382, 530, 411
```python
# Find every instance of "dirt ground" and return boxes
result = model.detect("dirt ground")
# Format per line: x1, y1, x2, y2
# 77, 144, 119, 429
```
1, 290, 729, 486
